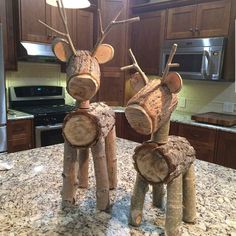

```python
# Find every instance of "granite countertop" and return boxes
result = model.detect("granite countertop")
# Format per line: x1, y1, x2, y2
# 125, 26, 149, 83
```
7, 109, 34, 121
0, 138, 235, 236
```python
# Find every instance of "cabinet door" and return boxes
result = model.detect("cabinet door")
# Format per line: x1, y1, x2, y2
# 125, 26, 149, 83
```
178, 123, 217, 163
166, 5, 196, 39
131, 10, 166, 74
169, 121, 179, 135
74, 10, 94, 51
19, 0, 50, 43
216, 131, 236, 169
7, 119, 34, 153
196, 0, 231, 37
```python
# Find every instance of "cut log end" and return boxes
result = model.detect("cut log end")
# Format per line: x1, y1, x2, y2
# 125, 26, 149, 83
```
125, 104, 153, 135
63, 113, 100, 148
67, 75, 99, 101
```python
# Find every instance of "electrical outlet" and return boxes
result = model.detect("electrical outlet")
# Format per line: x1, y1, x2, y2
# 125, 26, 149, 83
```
179, 97, 186, 108
223, 102, 234, 113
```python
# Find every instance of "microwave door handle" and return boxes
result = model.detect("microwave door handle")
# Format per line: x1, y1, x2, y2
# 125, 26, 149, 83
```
202, 50, 210, 79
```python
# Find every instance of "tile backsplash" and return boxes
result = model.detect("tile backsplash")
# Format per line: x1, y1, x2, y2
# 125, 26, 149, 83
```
6, 62, 75, 107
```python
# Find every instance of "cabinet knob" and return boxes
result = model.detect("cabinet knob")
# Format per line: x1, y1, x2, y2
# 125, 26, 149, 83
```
189, 28, 194, 32
195, 27, 200, 33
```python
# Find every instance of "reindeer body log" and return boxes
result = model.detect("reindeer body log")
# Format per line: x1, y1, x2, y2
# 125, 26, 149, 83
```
125, 79, 178, 135
63, 103, 115, 148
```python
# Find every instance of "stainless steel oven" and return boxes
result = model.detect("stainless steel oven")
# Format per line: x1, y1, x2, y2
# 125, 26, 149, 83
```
35, 123, 64, 147
160, 37, 226, 80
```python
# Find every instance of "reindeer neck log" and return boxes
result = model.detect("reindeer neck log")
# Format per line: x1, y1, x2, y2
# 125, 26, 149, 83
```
125, 79, 178, 135
63, 103, 115, 148
133, 136, 196, 184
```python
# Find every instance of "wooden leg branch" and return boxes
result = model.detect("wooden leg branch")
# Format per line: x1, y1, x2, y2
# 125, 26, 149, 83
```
91, 138, 110, 211
78, 148, 89, 188
165, 175, 183, 236
105, 126, 117, 190
152, 183, 165, 209
62, 141, 79, 205
129, 174, 149, 226
183, 164, 196, 223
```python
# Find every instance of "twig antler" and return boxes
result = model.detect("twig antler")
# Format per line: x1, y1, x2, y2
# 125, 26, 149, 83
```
92, 8, 140, 56
162, 44, 179, 82
38, 0, 77, 55
121, 48, 149, 85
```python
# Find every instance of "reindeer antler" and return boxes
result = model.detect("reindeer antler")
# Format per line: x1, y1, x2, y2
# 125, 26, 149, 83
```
92, 8, 140, 56
121, 48, 149, 85
162, 44, 179, 82
39, 0, 77, 55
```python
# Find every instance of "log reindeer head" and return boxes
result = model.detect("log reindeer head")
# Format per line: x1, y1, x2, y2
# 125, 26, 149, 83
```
39, 0, 139, 102
121, 44, 183, 135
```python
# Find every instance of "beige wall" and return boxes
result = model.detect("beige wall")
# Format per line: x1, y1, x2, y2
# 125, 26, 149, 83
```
6, 62, 74, 107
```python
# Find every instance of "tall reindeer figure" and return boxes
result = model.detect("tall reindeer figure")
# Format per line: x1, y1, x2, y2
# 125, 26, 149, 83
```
39, 0, 139, 211
121, 45, 197, 235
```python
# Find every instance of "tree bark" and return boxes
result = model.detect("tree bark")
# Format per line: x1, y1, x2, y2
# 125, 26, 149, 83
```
165, 174, 183, 236
63, 102, 115, 148
78, 148, 89, 188
152, 184, 165, 209
61, 141, 79, 205
66, 50, 101, 101
133, 136, 196, 184
105, 126, 117, 190
183, 164, 196, 223
91, 138, 110, 211
125, 80, 178, 135
129, 174, 149, 227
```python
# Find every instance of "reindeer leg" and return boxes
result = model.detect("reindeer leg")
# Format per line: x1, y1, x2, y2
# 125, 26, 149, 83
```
105, 126, 117, 190
61, 141, 79, 206
91, 138, 110, 211
78, 148, 89, 188
129, 174, 149, 226
183, 164, 196, 223
152, 183, 165, 209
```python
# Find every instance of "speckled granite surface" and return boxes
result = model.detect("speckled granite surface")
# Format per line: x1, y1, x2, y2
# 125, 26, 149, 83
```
0, 139, 236, 236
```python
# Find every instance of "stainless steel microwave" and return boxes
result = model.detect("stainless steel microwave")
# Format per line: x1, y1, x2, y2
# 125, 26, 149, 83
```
160, 37, 226, 80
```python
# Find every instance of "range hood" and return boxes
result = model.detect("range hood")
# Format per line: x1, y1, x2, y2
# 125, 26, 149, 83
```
18, 41, 58, 63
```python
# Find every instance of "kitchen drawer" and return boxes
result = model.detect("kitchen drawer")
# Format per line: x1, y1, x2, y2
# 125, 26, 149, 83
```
178, 123, 217, 162
8, 138, 32, 153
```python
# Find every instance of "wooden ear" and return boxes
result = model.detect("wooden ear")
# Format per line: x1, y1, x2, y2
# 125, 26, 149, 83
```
93, 44, 114, 64
163, 72, 183, 94
52, 38, 73, 62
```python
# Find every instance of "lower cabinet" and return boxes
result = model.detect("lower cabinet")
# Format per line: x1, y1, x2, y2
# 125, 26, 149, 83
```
178, 123, 217, 163
7, 119, 34, 153
216, 131, 236, 169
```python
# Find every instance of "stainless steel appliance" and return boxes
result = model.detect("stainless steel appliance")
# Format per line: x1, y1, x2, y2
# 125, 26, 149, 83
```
9, 86, 74, 148
160, 37, 226, 80
0, 24, 7, 153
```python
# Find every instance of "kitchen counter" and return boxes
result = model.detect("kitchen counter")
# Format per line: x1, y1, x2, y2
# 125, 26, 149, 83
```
112, 107, 236, 133
7, 109, 34, 121
0, 139, 235, 236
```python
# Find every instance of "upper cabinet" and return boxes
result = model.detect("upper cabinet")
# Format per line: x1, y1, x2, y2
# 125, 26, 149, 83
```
131, 10, 166, 75
0, 0, 17, 70
18, 0, 95, 50
166, 0, 231, 39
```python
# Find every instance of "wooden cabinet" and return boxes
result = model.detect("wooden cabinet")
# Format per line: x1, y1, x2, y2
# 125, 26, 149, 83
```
7, 119, 34, 153
0, 0, 17, 70
169, 121, 179, 135
19, 0, 51, 43
178, 123, 217, 163
166, 0, 231, 39
216, 131, 236, 169
131, 10, 166, 74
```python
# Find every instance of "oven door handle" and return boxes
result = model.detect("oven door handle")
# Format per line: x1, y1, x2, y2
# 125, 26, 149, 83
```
202, 50, 210, 78
35, 123, 63, 131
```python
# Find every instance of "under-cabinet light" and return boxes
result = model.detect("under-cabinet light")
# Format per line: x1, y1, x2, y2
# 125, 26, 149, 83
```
46, 0, 91, 9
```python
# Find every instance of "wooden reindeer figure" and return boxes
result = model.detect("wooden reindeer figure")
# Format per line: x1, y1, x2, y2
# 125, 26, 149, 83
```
39, 0, 139, 211
121, 45, 197, 235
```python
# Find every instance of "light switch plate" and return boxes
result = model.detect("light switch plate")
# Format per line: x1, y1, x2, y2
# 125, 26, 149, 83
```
223, 102, 235, 113
179, 97, 186, 108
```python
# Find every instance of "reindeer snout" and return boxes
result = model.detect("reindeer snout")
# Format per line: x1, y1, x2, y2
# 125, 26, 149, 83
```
66, 51, 101, 101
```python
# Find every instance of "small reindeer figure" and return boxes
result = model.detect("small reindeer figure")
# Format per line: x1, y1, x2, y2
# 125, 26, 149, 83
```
121, 45, 196, 235
39, 0, 139, 211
